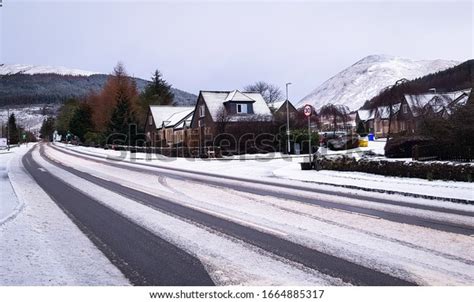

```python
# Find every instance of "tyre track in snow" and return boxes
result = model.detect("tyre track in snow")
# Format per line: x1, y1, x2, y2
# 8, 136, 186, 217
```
41, 144, 415, 286
49, 143, 474, 236
23, 146, 214, 286
158, 175, 474, 267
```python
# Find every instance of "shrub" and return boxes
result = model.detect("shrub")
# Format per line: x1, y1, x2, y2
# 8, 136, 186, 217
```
384, 135, 434, 158
315, 155, 473, 182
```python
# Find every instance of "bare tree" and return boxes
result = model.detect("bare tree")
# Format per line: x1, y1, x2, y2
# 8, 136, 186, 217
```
319, 104, 349, 135
244, 81, 283, 105
215, 106, 231, 134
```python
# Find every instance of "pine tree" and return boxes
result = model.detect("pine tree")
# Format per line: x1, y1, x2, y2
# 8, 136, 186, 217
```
141, 70, 174, 106
88, 62, 139, 133
108, 86, 137, 145
40, 117, 56, 141
69, 103, 93, 142
7, 113, 19, 144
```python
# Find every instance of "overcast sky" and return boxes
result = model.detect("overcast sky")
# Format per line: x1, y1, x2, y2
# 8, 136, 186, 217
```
1, 0, 472, 101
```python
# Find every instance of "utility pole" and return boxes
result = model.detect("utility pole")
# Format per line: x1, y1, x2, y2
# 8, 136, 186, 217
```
285, 82, 292, 154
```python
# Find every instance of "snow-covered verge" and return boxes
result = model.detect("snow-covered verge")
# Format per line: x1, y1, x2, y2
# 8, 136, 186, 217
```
273, 165, 473, 202
0, 144, 129, 285
0, 147, 22, 224
54, 142, 474, 202
42, 145, 474, 285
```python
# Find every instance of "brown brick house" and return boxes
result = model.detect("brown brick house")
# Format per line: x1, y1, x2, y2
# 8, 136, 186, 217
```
189, 90, 273, 150
144, 105, 194, 146
357, 88, 472, 137
271, 100, 298, 119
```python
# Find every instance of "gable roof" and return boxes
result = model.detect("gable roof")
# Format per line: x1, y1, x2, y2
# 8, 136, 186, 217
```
404, 89, 471, 117
272, 100, 297, 112
356, 109, 374, 121
224, 90, 256, 102
174, 112, 193, 130
149, 106, 194, 129
199, 90, 272, 122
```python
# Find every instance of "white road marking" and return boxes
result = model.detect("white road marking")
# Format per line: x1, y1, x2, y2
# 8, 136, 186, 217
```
38, 167, 47, 172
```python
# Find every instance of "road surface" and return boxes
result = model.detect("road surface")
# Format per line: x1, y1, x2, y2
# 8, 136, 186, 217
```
17, 143, 474, 285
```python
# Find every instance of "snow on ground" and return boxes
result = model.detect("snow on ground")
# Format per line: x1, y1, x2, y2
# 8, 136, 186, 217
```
0, 105, 57, 135
0, 144, 129, 285
0, 147, 22, 223
0, 64, 98, 76
43, 145, 474, 285
273, 165, 474, 201
54, 141, 474, 202
37, 147, 345, 286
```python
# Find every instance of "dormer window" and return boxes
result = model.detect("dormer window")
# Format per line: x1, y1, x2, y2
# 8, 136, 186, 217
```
237, 103, 248, 114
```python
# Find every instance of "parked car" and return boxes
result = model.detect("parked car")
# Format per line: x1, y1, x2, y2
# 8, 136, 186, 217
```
327, 134, 360, 151
319, 131, 346, 147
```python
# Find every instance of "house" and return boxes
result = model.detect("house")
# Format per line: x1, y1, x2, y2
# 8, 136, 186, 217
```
271, 100, 298, 119
358, 88, 472, 137
318, 110, 355, 132
373, 103, 400, 137
145, 105, 194, 146
355, 109, 375, 132
190, 90, 273, 149
397, 88, 471, 134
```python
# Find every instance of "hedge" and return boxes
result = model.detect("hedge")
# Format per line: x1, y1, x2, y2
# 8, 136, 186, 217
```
316, 156, 473, 182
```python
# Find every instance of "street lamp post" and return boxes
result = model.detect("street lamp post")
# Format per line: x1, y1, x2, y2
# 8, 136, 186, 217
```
285, 82, 292, 154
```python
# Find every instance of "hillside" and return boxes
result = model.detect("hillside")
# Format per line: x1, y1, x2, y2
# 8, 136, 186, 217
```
365, 59, 474, 108
0, 64, 197, 107
297, 55, 459, 111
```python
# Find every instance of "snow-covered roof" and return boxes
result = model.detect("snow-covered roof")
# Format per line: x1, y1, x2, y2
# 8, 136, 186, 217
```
224, 90, 255, 102
404, 89, 471, 117
174, 113, 193, 130
149, 106, 194, 129
271, 100, 296, 112
272, 100, 286, 110
375, 103, 401, 119
200, 90, 273, 122
356, 109, 374, 121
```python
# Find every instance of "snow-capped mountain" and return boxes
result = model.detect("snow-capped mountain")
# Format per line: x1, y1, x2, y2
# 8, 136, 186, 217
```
0, 63, 99, 76
0, 64, 197, 107
297, 55, 459, 111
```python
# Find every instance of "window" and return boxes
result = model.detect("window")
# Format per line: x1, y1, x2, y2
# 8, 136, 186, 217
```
199, 105, 206, 117
148, 115, 153, 126
402, 104, 408, 114
400, 121, 406, 131
198, 120, 205, 128
236, 103, 248, 114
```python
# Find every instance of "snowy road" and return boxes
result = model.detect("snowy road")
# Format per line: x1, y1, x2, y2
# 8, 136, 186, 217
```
5, 143, 474, 285
22, 147, 213, 286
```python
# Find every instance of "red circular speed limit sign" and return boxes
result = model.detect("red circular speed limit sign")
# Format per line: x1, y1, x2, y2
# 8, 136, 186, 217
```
303, 104, 313, 117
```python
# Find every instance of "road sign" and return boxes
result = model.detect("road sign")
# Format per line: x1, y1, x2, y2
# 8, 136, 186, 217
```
303, 104, 313, 117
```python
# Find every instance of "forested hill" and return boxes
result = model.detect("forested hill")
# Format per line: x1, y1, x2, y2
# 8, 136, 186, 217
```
363, 60, 474, 109
0, 73, 197, 106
